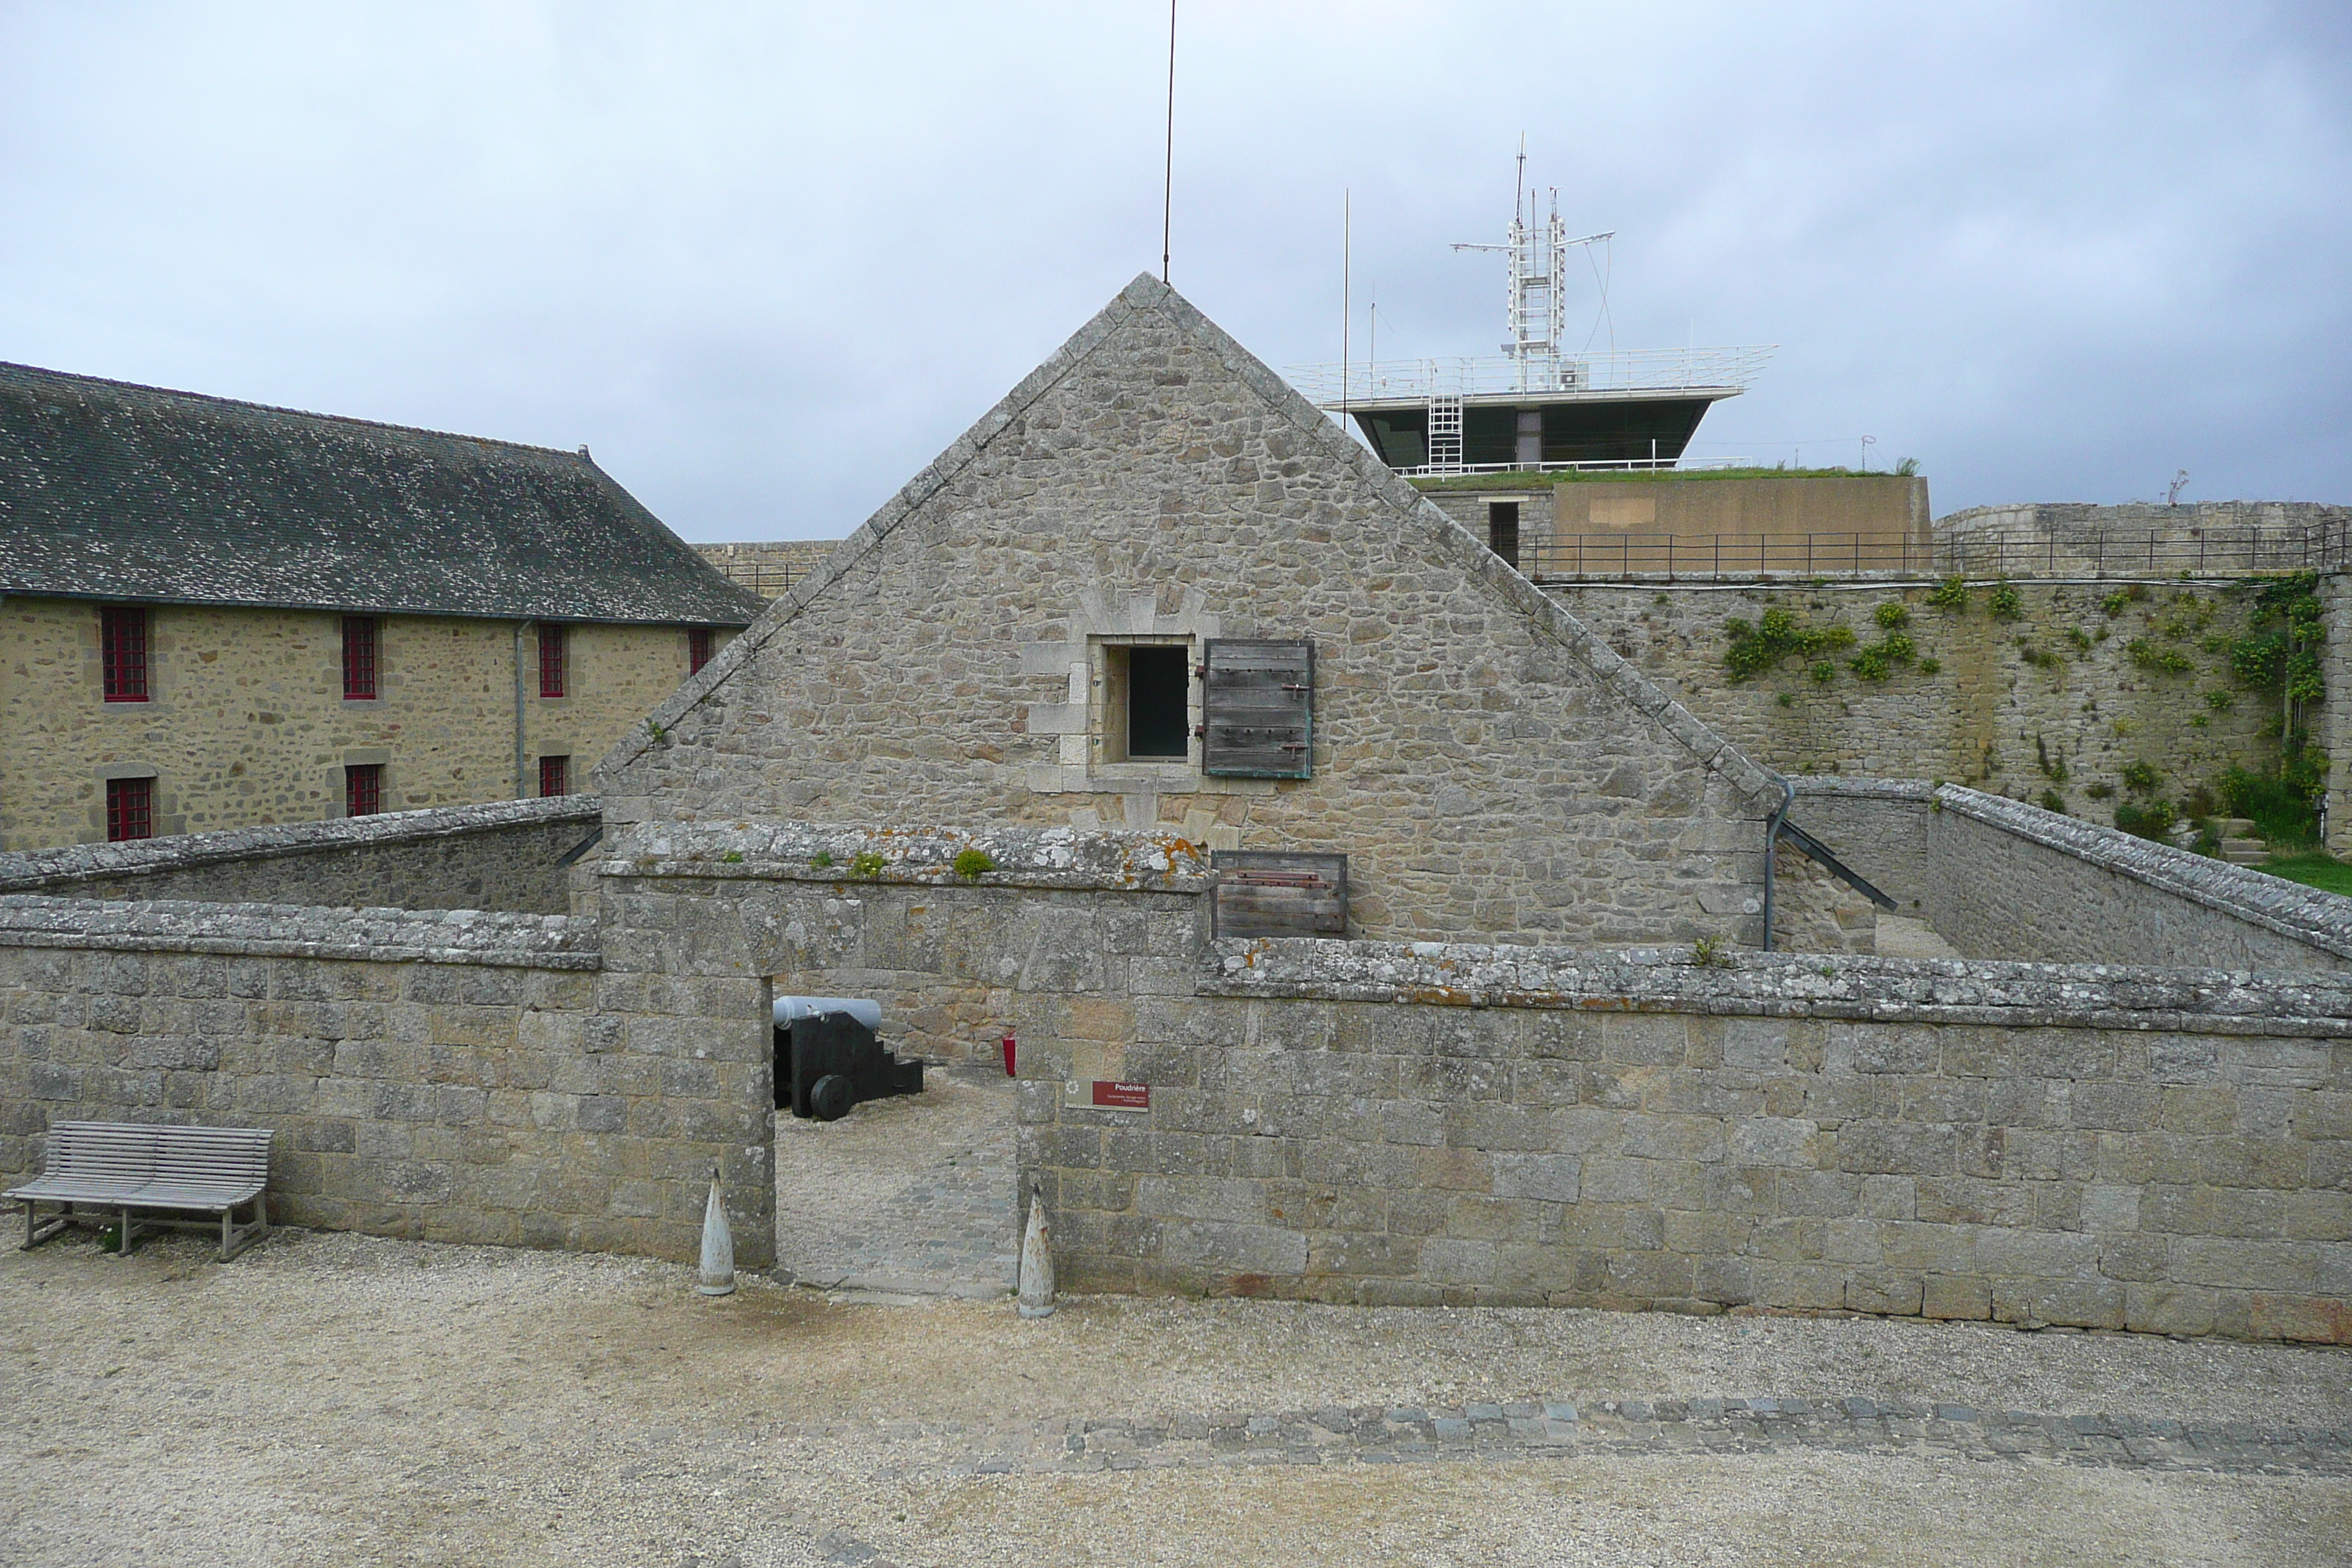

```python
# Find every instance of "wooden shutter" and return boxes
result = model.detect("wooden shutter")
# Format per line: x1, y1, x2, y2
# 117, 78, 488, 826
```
1201, 638, 1313, 778
1210, 851, 1347, 939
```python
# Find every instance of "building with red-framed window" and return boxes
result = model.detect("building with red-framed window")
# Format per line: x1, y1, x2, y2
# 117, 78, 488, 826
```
0, 361, 763, 849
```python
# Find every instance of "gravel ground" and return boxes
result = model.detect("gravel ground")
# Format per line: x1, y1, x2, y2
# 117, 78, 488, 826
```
2, 1226, 2347, 1567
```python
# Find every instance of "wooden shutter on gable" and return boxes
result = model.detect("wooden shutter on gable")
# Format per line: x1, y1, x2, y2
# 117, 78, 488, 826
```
1201, 638, 1313, 778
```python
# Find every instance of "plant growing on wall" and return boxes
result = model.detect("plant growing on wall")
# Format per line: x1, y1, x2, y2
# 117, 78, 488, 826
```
1928, 576, 1969, 611
952, 848, 996, 880
1986, 579, 2023, 622
1722, 607, 1855, 682
848, 851, 886, 879
2213, 572, 2330, 845
2126, 638, 2195, 674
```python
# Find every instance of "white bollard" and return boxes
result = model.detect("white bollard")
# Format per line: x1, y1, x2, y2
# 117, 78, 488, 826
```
1017, 1178, 1055, 1319
698, 1166, 736, 1297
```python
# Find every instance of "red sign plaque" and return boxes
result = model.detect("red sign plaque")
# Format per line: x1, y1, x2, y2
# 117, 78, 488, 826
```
1090, 1080, 1150, 1111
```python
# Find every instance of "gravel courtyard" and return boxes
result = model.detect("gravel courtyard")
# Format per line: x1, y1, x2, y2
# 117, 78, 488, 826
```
3, 1221, 2348, 1567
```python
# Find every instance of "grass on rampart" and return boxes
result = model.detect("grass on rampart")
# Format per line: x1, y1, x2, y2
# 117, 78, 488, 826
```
1411, 466, 1912, 493
2258, 853, 2352, 897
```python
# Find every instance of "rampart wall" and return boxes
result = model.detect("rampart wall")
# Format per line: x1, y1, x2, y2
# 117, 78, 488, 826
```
0, 797, 601, 914
1546, 579, 2297, 809
1787, 781, 2352, 973
0, 892, 772, 1266
1021, 939, 2351, 1343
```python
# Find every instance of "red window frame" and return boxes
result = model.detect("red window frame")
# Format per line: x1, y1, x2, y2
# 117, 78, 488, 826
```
106, 776, 153, 841
342, 617, 378, 700
538, 623, 567, 698
345, 763, 382, 817
688, 627, 714, 675
101, 606, 149, 701
538, 755, 570, 798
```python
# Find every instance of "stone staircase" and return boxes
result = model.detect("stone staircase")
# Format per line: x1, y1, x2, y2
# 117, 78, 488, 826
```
2213, 816, 2269, 867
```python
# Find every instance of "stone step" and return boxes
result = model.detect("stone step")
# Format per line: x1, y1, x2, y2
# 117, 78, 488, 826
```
2215, 817, 2256, 836
2220, 837, 2266, 854
2222, 849, 2269, 866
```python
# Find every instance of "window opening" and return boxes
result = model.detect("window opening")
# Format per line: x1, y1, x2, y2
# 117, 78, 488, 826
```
539, 755, 570, 797
101, 606, 148, 701
1102, 644, 1190, 762
345, 763, 383, 816
106, 776, 153, 841
538, 623, 567, 698
689, 627, 715, 674
1488, 502, 1521, 570
342, 617, 378, 699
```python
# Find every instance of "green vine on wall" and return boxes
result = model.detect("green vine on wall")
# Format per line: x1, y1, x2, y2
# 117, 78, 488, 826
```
1722, 607, 1855, 681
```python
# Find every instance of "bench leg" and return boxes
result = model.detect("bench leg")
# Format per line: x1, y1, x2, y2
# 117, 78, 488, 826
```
114, 1205, 140, 1259
20, 1199, 70, 1251
218, 1194, 268, 1262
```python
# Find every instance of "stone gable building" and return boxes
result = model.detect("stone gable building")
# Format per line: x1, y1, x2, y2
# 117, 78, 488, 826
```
0, 361, 766, 850
600, 275, 1782, 948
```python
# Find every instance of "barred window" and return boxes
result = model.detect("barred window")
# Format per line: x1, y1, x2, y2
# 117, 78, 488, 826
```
101, 606, 148, 701
106, 776, 153, 841
345, 763, 382, 817
538, 623, 567, 698
539, 755, 570, 797
342, 617, 378, 699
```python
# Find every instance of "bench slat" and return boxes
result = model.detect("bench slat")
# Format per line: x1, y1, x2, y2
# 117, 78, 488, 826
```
7, 1121, 272, 1215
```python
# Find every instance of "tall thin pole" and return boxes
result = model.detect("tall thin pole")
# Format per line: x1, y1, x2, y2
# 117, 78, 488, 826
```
1161, 0, 1176, 283
1341, 190, 1351, 435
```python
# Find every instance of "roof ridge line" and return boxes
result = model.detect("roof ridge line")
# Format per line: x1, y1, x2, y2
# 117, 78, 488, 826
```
0, 359, 592, 463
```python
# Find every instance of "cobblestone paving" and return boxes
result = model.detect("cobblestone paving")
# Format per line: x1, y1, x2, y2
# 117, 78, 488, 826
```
843, 1395, 2352, 1482
772, 1061, 1017, 1299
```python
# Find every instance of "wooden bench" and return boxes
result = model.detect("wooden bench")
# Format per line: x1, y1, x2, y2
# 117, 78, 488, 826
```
7, 1121, 273, 1261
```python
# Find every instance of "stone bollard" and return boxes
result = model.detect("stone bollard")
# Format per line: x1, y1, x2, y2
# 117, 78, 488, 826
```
1017, 1177, 1055, 1319
698, 1166, 736, 1297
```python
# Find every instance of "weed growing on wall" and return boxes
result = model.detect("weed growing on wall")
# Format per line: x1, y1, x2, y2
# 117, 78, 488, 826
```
2211, 573, 2330, 845
1722, 608, 1855, 681
952, 848, 996, 880
1986, 580, 2024, 622
2127, 638, 2195, 674
1928, 576, 1970, 611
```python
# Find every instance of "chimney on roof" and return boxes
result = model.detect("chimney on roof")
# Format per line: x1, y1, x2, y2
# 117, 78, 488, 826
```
577, 444, 592, 460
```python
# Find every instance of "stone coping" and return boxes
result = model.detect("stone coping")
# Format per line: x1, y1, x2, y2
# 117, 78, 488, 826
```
1795, 777, 2352, 962
597, 821, 1212, 892
1205, 937, 2352, 1036
0, 796, 603, 894
0, 894, 597, 969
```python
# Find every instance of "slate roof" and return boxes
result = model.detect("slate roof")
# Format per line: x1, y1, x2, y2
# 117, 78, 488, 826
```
0, 361, 766, 625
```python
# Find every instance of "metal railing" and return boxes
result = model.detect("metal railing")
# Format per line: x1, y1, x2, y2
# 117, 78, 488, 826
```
1524, 524, 2351, 583
1286, 347, 1776, 404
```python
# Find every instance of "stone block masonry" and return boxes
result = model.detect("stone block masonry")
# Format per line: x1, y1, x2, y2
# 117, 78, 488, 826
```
0, 796, 602, 913
1789, 780, 2352, 973
0, 892, 774, 1267
1024, 938, 2352, 1343
1545, 577, 2303, 804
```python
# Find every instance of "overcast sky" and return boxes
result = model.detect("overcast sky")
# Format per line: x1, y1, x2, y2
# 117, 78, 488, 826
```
2, 3, 2345, 540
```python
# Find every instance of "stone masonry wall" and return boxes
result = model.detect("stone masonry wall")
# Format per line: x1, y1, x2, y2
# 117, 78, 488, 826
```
0, 798, 601, 913
0, 894, 774, 1267
1787, 780, 2352, 973
603, 276, 1780, 951
0, 596, 729, 851
1022, 938, 2352, 1343
1547, 578, 2291, 812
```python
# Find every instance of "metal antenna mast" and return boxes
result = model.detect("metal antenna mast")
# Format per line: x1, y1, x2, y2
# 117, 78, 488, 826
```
1454, 143, 1610, 392
1161, 0, 1176, 283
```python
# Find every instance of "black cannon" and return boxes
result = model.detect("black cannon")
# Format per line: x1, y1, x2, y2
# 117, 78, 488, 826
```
773, 996, 924, 1121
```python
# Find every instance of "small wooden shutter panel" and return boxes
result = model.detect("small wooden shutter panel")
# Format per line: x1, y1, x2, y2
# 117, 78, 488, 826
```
1201, 638, 1313, 778
1211, 851, 1347, 938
